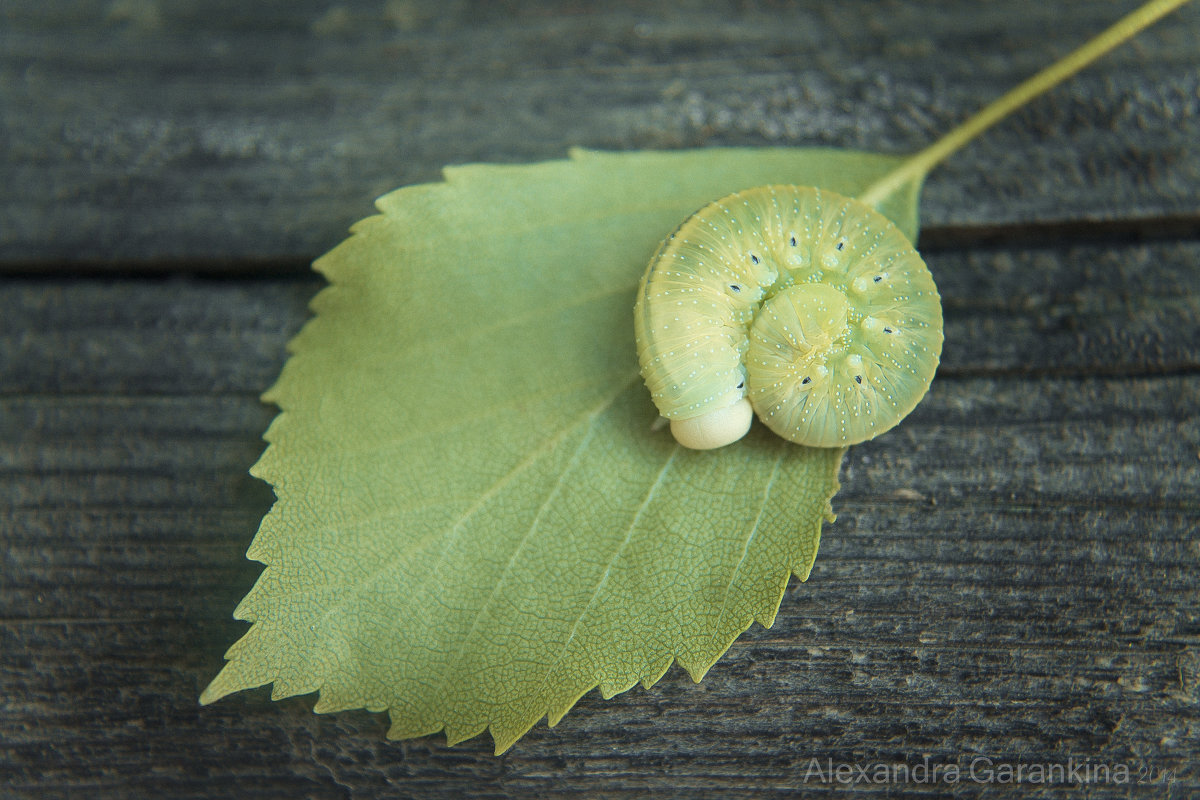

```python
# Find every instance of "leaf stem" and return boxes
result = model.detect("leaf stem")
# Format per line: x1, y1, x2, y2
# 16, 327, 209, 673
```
858, 0, 1193, 209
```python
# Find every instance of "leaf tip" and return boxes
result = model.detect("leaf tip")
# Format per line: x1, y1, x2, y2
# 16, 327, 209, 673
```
488, 720, 537, 756
199, 654, 276, 708
198, 668, 235, 706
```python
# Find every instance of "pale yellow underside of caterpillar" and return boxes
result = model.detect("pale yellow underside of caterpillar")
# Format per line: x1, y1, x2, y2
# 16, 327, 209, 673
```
634, 185, 943, 449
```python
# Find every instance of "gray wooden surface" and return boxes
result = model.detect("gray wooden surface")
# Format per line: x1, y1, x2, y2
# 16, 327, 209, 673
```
3, 1, 1198, 798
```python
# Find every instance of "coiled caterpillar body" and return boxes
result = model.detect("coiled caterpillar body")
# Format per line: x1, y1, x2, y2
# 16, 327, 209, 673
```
635, 186, 943, 449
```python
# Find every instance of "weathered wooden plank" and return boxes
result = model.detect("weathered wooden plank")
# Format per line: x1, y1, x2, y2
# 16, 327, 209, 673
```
2, 375, 1197, 616
1, 373, 1196, 798
2, 240, 1196, 401
2, 0, 1198, 266
0, 279, 314, 395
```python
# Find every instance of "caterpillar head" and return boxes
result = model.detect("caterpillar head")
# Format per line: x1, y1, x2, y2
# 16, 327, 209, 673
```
634, 185, 943, 449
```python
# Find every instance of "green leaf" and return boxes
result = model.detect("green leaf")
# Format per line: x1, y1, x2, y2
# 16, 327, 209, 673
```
202, 147, 916, 752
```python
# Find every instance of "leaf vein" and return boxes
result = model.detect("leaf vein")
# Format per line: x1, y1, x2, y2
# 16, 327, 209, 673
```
714, 443, 787, 632
328, 372, 628, 463
345, 280, 639, 359
442, 400, 605, 706
308, 373, 640, 641
529, 444, 680, 711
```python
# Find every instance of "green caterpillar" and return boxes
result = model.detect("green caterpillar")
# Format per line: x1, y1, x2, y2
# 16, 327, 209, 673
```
635, 186, 942, 449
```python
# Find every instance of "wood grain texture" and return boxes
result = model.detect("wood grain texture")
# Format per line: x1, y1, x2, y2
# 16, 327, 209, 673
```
3, 236, 1198, 798
2, 0, 1199, 797
2, 0, 1199, 266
